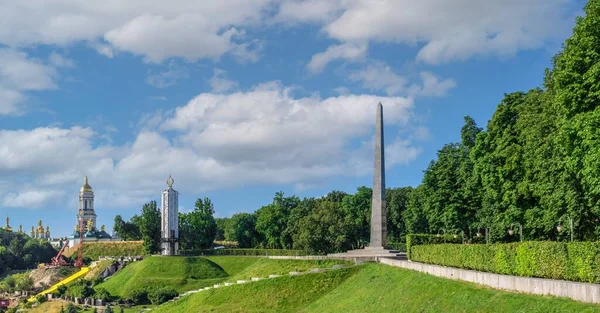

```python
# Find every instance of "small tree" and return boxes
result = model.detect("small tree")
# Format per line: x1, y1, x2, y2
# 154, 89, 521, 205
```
104, 305, 114, 313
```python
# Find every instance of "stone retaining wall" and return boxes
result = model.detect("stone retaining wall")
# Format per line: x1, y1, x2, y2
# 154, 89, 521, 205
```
379, 258, 600, 304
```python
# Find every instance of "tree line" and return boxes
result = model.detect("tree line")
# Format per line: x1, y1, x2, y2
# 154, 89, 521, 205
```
113, 198, 217, 254
116, 0, 600, 253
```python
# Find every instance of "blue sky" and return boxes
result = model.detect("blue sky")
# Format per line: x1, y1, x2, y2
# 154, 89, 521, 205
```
0, 0, 587, 237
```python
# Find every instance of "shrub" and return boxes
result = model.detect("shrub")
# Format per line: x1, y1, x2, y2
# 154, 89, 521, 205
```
179, 248, 309, 256
410, 241, 600, 283
406, 234, 462, 259
148, 287, 179, 305
126, 288, 149, 304
94, 287, 111, 301
65, 280, 95, 298
56, 284, 67, 296
35, 295, 47, 304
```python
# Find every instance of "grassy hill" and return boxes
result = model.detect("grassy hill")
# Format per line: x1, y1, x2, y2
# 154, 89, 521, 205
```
153, 263, 600, 313
96, 256, 347, 298
63, 241, 144, 260
97, 256, 228, 297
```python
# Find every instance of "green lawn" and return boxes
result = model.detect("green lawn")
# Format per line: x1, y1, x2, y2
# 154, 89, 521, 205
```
96, 256, 348, 298
96, 256, 228, 297
152, 263, 600, 313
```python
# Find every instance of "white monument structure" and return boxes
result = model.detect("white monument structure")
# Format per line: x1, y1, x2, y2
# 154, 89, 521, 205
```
161, 174, 179, 255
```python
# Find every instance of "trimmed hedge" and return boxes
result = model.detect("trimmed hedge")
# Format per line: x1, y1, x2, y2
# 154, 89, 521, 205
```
406, 234, 462, 259
180, 248, 310, 256
411, 241, 600, 283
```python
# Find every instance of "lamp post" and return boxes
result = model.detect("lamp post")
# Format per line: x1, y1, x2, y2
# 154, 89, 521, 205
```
557, 214, 574, 242
437, 228, 446, 243
508, 223, 523, 242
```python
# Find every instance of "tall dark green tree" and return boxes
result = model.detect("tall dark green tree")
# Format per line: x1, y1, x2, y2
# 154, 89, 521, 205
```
341, 186, 372, 248
225, 213, 257, 248
179, 198, 218, 250
386, 187, 413, 244
140, 201, 161, 254
255, 192, 299, 249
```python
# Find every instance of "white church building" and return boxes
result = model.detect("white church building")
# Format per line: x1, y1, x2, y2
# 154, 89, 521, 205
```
68, 176, 119, 247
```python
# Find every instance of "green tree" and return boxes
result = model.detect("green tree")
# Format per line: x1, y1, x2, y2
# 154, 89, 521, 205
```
386, 187, 413, 244
255, 192, 299, 249
179, 198, 217, 250
293, 199, 352, 254
140, 201, 161, 254
225, 213, 257, 248
215, 218, 230, 241
341, 186, 372, 248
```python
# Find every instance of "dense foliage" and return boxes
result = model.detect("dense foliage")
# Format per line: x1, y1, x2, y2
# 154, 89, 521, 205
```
179, 198, 218, 250
180, 248, 309, 256
0, 229, 57, 274
411, 241, 600, 283
214, 189, 412, 254
0, 272, 33, 292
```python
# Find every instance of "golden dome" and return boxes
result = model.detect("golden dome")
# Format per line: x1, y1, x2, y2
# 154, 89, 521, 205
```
80, 176, 93, 193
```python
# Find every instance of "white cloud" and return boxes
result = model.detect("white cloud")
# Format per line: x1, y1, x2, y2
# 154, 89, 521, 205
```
0, 1, 574, 67
146, 61, 189, 88
281, 0, 574, 66
49, 52, 75, 68
349, 61, 456, 97
2, 190, 67, 209
275, 0, 342, 24
418, 72, 457, 97
0, 1, 274, 63
349, 61, 407, 96
307, 42, 367, 74
209, 69, 239, 93
0, 49, 57, 91
0, 83, 423, 210
0, 49, 59, 115
0, 87, 25, 115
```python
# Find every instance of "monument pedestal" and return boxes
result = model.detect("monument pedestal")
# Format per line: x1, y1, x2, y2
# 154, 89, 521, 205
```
327, 247, 406, 261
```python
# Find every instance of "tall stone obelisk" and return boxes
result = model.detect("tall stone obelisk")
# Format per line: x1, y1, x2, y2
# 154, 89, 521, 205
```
327, 102, 403, 259
370, 102, 386, 248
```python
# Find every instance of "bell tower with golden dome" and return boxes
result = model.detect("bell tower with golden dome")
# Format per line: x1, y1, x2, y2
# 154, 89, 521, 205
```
78, 176, 97, 229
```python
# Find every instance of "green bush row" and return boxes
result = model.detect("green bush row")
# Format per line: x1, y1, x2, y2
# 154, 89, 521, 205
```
180, 248, 309, 256
126, 286, 178, 305
406, 234, 462, 259
411, 241, 600, 283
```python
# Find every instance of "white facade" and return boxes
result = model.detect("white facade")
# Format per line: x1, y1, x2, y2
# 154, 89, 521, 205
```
78, 176, 97, 227
161, 174, 179, 255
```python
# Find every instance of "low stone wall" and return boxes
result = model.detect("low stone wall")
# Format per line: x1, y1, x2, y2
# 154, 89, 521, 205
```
380, 258, 600, 304
266, 256, 331, 260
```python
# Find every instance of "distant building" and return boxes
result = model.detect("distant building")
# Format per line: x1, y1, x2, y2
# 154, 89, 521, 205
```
68, 176, 120, 247
161, 174, 179, 255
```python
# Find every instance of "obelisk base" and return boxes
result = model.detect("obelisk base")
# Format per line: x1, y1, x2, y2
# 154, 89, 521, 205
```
327, 247, 406, 262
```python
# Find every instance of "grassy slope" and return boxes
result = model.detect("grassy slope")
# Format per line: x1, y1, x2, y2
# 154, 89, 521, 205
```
154, 267, 357, 313
85, 260, 114, 280
206, 257, 347, 281
97, 256, 228, 296
154, 263, 600, 313
96, 256, 348, 297
63, 241, 144, 260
